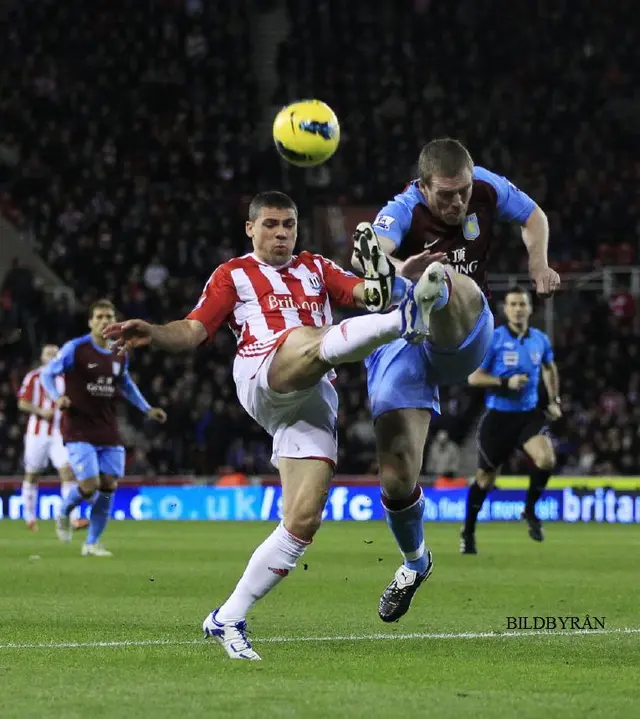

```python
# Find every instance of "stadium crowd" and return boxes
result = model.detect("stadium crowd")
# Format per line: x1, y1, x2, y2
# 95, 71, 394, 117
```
1, 0, 639, 477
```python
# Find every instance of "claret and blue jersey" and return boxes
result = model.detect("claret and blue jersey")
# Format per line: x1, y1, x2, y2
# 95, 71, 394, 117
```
479, 325, 554, 412
371, 166, 536, 293
40, 333, 152, 480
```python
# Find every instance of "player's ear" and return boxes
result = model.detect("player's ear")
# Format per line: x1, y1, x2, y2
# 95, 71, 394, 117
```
245, 220, 253, 238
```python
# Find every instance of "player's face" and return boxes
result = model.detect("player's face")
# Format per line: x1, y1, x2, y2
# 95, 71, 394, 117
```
504, 293, 532, 326
420, 169, 473, 225
40, 345, 59, 364
89, 308, 117, 338
246, 207, 297, 266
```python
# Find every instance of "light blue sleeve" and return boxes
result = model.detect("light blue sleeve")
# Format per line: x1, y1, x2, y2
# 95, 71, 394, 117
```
40, 341, 76, 400
474, 167, 536, 224
371, 200, 413, 248
542, 333, 554, 364
478, 335, 498, 372
120, 363, 152, 413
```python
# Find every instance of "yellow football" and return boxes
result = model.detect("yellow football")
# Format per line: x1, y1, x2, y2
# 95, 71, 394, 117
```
273, 99, 340, 167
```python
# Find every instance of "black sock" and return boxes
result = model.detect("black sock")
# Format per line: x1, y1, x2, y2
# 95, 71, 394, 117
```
525, 468, 552, 515
464, 481, 489, 534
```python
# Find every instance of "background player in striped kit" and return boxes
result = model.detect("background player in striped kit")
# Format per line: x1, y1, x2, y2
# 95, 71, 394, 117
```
17, 344, 87, 532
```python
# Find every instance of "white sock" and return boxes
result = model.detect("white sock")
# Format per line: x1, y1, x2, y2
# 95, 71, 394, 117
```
22, 481, 38, 522
61, 480, 81, 522
319, 310, 402, 365
216, 522, 309, 623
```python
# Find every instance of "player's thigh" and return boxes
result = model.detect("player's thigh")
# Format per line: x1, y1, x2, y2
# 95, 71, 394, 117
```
23, 436, 49, 474
476, 410, 518, 473
278, 457, 333, 540
522, 433, 556, 470
97, 446, 125, 488
65, 442, 100, 491
366, 339, 439, 420
237, 353, 339, 467
267, 326, 332, 393
424, 292, 494, 386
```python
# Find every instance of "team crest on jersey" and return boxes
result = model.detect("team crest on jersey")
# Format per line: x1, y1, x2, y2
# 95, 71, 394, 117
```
112, 362, 121, 376
463, 213, 480, 241
530, 351, 541, 365
308, 273, 322, 291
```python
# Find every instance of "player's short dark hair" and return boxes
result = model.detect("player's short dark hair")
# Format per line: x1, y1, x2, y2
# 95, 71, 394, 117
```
88, 298, 116, 319
248, 191, 298, 222
418, 138, 474, 186
505, 286, 531, 303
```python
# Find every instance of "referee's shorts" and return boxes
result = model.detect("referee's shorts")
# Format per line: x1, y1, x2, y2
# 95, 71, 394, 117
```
476, 409, 549, 471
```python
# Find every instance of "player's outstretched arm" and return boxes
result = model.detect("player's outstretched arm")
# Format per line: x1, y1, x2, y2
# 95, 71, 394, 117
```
104, 318, 207, 354
541, 361, 562, 418
521, 206, 560, 298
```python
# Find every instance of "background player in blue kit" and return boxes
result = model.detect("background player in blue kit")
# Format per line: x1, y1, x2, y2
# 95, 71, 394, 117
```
463, 287, 561, 554
41, 299, 167, 556
352, 138, 560, 622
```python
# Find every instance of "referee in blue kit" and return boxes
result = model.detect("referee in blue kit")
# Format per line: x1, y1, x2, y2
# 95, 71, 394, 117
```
462, 286, 562, 554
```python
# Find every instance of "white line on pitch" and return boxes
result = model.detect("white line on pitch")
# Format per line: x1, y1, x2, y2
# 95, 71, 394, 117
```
0, 627, 638, 650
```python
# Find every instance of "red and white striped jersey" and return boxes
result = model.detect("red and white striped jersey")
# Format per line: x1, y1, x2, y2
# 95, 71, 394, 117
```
17, 368, 65, 437
187, 251, 361, 356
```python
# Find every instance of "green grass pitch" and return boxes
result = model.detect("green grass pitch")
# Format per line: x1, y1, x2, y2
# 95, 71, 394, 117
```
1, 520, 639, 718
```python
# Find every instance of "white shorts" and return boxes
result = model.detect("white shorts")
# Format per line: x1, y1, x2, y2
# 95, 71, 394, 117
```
233, 340, 339, 469
23, 434, 69, 473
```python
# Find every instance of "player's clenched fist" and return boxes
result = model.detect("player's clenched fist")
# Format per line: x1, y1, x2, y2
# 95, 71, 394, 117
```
146, 407, 168, 424
506, 374, 529, 390
55, 395, 72, 410
530, 266, 560, 298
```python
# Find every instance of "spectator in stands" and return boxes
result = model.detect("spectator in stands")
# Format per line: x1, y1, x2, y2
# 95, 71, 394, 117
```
425, 430, 461, 479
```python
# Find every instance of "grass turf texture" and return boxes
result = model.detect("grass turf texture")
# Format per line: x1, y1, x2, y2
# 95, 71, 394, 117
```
1, 521, 639, 718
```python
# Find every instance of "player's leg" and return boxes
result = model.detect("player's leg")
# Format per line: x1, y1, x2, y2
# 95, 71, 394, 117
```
56, 442, 100, 542
266, 252, 436, 394
22, 473, 39, 532
422, 274, 495, 387
461, 410, 511, 554
22, 435, 48, 531
50, 440, 88, 531
205, 373, 337, 660
82, 447, 124, 556
356, 223, 493, 384
521, 429, 556, 542
208, 459, 330, 635
363, 340, 438, 621
375, 407, 435, 622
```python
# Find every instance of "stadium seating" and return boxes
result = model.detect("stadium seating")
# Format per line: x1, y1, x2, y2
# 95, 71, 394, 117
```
1, 0, 639, 477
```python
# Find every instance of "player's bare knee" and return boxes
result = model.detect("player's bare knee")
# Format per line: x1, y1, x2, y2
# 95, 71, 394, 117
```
100, 475, 118, 492
476, 469, 496, 489
79, 477, 99, 495
378, 443, 422, 499
283, 509, 323, 543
